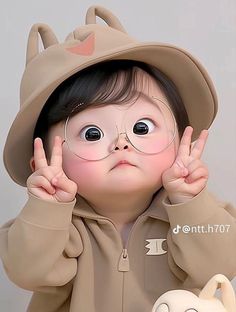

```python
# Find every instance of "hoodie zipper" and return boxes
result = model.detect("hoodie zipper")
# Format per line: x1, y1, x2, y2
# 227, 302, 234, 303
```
103, 219, 131, 272
116, 218, 144, 312
73, 211, 144, 272
89, 216, 141, 272
116, 216, 145, 272
74, 211, 146, 312
118, 248, 130, 272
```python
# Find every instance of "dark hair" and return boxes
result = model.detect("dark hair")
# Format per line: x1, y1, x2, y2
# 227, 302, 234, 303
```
33, 60, 189, 156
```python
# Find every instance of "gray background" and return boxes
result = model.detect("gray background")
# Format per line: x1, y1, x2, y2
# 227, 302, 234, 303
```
0, 0, 236, 310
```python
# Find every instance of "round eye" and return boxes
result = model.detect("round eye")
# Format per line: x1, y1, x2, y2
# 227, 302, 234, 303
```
155, 303, 169, 312
185, 309, 198, 312
80, 126, 104, 141
133, 118, 156, 135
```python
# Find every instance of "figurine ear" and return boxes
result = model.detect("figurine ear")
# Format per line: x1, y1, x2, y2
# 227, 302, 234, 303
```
25, 23, 59, 65
199, 274, 236, 312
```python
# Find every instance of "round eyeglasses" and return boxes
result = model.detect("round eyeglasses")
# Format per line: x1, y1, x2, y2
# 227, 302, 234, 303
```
63, 96, 177, 161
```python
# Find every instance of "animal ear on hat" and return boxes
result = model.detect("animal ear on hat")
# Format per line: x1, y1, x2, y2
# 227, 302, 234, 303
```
199, 274, 236, 312
26, 23, 59, 65
85, 5, 127, 33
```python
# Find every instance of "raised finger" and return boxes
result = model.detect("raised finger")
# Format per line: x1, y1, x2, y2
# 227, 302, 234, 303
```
50, 136, 63, 168
190, 129, 209, 159
177, 126, 193, 158
34, 138, 48, 170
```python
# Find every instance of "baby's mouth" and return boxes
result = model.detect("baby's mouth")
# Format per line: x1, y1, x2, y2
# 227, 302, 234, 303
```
112, 160, 136, 169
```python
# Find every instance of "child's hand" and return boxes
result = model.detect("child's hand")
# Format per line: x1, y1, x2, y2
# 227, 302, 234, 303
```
27, 136, 78, 202
162, 126, 209, 204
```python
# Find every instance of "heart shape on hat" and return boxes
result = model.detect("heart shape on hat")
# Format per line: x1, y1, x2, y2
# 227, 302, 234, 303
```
66, 32, 95, 56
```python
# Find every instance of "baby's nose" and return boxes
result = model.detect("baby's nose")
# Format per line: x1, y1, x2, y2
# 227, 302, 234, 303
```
114, 132, 131, 151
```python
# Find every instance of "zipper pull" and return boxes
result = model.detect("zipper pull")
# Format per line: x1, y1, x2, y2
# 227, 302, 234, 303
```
118, 248, 130, 272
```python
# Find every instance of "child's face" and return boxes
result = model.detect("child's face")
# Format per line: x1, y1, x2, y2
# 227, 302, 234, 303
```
47, 72, 180, 199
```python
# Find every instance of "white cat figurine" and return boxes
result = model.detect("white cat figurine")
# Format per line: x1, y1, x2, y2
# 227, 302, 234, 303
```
152, 274, 236, 312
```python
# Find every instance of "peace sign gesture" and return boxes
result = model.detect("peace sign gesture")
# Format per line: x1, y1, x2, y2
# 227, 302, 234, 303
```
27, 136, 77, 202
162, 126, 209, 204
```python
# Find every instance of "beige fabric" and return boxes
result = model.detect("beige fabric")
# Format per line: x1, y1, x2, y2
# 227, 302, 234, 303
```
1, 187, 236, 312
3, 5, 217, 186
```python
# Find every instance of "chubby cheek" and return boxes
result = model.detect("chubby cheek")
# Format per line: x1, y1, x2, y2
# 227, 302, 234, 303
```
143, 142, 178, 187
62, 151, 103, 194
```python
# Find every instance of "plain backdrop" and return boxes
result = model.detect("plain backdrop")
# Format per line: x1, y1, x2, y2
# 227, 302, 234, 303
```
0, 0, 236, 311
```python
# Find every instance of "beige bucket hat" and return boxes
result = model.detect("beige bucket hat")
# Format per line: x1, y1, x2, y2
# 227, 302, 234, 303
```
3, 5, 218, 186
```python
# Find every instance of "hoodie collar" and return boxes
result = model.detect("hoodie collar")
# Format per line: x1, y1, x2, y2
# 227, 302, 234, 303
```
72, 188, 169, 223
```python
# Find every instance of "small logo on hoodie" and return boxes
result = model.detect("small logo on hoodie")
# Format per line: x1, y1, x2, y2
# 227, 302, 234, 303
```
145, 239, 167, 255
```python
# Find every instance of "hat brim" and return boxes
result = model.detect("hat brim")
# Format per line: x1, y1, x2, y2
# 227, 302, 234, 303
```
3, 42, 217, 186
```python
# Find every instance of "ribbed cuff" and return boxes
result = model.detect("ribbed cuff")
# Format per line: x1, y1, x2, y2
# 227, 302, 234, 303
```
163, 188, 218, 226
17, 191, 76, 229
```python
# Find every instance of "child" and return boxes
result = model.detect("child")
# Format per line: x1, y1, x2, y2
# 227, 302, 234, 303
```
0, 5, 236, 312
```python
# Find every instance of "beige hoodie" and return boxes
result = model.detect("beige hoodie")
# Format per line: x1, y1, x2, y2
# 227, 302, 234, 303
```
0, 187, 236, 312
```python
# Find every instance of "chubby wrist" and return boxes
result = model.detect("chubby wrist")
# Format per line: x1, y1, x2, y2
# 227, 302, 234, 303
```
167, 193, 195, 205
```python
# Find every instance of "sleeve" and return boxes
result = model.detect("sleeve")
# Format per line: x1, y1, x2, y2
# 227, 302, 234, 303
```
162, 187, 236, 290
0, 191, 83, 292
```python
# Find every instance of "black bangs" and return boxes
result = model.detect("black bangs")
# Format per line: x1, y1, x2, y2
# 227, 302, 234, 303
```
33, 59, 190, 154
43, 60, 152, 122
